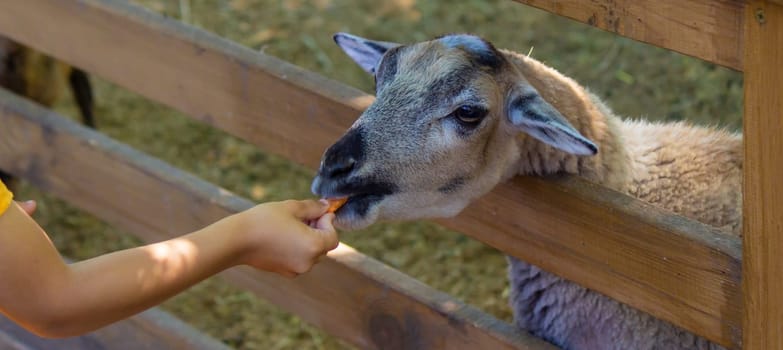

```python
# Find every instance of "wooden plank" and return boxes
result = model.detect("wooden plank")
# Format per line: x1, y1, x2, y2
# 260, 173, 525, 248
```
742, 2, 783, 349
0, 89, 554, 350
513, 0, 745, 71
0, 0, 368, 171
439, 176, 742, 348
0, 0, 743, 346
0, 308, 231, 350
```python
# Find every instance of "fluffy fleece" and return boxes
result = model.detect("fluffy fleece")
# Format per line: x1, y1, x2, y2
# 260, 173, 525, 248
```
503, 49, 741, 350
319, 33, 742, 349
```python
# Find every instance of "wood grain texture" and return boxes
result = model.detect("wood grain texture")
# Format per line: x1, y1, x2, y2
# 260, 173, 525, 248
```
0, 0, 368, 171
0, 0, 744, 347
438, 175, 743, 348
0, 89, 553, 350
513, 0, 745, 70
0, 308, 231, 350
742, 2, 783, 349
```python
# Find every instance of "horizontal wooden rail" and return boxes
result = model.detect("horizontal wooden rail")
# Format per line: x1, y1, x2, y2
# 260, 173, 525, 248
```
0, 0, 743, 347
513, 0, 745, 71
438, 176, 742, 348
0, 0, 364, 170
0, 308, 231, 350
0, 89, 552, 350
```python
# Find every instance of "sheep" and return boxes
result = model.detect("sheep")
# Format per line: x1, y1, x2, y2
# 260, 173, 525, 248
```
311, 32, 741, 350
0, 36, 95, 187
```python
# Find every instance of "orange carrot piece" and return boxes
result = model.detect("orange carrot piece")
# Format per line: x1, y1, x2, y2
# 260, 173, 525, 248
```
325, 197, 348, 213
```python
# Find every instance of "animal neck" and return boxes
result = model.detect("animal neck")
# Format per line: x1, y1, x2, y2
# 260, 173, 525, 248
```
501, 50, 630, 189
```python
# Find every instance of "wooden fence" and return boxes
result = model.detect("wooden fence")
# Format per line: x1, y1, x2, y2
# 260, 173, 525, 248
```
0, 0, 779, 349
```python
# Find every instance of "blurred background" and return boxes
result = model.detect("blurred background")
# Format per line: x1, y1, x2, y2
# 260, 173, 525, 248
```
10, 0, 742, 349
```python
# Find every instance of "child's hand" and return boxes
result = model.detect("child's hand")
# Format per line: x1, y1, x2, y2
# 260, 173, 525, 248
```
232, 199, 338, 277
0, 196, 333, 337
16, 200, 36, 216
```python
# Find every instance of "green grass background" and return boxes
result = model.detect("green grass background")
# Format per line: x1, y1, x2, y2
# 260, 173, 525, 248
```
14, 1, 742, 349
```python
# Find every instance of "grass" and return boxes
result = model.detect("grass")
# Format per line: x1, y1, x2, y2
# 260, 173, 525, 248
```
13, 1, 742, 349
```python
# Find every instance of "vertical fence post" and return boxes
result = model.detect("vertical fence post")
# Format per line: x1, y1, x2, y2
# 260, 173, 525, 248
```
742, 1, 783, 349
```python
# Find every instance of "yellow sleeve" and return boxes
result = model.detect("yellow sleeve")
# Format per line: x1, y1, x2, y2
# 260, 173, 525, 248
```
0, 179, 12, 216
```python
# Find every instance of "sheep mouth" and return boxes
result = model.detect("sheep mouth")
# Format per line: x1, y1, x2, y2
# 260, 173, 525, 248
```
311, 176, 397, 223
322, 193, 379, 216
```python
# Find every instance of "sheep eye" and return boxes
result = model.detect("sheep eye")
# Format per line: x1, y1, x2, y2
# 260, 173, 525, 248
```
451, 105, 488, 126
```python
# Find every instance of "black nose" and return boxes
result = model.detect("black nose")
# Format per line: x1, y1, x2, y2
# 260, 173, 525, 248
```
320, 126, 365, 180
324, 153, 356, 178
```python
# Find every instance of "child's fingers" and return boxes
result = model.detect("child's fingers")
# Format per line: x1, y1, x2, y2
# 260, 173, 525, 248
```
314, 213, 335, 231
278, 270, 299, 279
16, 200, 37, 216
287, 199, 329, 220
314, 213, 338, 250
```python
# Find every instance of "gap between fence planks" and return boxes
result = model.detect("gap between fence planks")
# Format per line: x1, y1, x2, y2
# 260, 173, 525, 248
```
0, 88, 553, 350
0, 0, 743, 347
513, 0, 745, 71
742, 1, 783, 349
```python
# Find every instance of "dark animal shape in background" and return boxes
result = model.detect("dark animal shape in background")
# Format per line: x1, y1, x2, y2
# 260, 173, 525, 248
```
0, 36, 95, 188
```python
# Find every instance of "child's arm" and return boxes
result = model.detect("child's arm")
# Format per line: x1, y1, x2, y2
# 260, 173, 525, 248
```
0, 199, 337, 338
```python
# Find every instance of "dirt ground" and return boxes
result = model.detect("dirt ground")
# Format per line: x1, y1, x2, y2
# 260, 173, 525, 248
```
12, 1, 742, 349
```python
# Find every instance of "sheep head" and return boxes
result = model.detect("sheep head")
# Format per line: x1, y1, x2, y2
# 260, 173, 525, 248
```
311, 33, 597, 230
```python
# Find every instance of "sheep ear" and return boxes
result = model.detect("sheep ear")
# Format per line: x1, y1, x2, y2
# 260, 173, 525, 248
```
507, 88, 598, 155
333, 32, 399, 75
